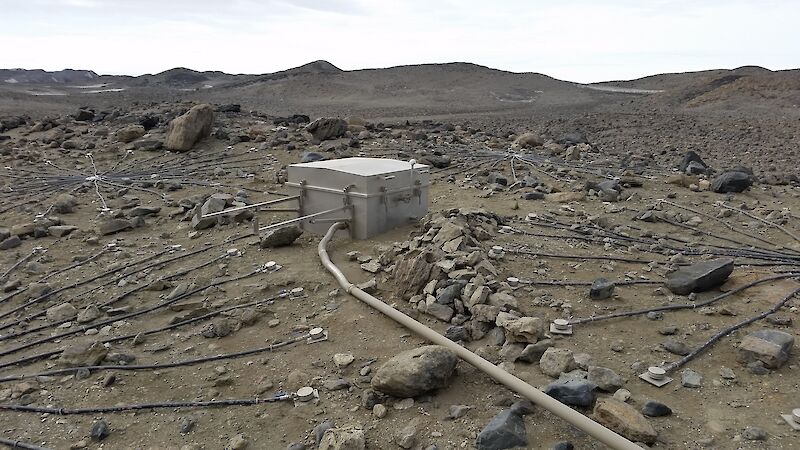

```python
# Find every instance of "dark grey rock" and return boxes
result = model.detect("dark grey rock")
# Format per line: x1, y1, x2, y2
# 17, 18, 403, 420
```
0, 235, 21, 250
436, 282, 464, 305
712, 171, 752, 193
589, 278, 615, 300
557, 131, 588, 146
97, 218, 133, 236
475, 409, 528, 450
552, 442, 574, 450
361, 389, 381, 409
301, 152, 326, 163
679, 151, 707, 173
510, 400, 535, 416
517, 339, 553, 363
260, 226, 303, 248
642, 400, 672, 417
90, 420, 109, 441
314, 421, 335, 446
665, 258, 734, 295
522, 192, 545, 200
543, 379, 596, 407
487, 172, 508, 186
421, 154, 451, 169
662, 338, 690, 356
444, 325, 469, 342
180, 417, 195, 433
742, 426, 767, 441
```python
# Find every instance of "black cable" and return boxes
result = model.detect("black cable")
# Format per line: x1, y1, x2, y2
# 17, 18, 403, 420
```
0, 268, 265, 359
0, 395, 292, 415
666, 287, 800, 372
0, 437, 53, 450
570, 273, 800, 325
0, 334, 309, 382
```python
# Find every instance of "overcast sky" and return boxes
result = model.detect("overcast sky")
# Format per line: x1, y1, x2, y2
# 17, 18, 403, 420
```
2, 0, 798, 83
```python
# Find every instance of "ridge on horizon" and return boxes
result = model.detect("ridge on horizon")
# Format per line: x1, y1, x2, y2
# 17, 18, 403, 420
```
1, 61, 793, 86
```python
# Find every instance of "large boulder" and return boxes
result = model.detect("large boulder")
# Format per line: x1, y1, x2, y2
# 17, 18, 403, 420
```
306, 118, 347, 142
165, 104, 214, 151
371, 345, 458, 397
593, 399, 657, 444
665, 258, 734, 295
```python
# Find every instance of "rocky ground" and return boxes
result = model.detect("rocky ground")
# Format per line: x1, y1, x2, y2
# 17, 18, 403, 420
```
0, 97, 799, 450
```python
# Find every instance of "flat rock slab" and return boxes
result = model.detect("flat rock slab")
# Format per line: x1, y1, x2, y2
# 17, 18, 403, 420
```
737, 329, 794, 369
665, 258, 734, 295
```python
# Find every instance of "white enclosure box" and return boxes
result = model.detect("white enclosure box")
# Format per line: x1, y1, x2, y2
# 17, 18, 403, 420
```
286, 158, 430, 239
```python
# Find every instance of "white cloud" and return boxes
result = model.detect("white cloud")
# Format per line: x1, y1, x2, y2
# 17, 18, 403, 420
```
1, 0, 798, 82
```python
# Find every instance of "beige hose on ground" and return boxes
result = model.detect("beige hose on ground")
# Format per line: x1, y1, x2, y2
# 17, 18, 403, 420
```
318, 222, 643, 450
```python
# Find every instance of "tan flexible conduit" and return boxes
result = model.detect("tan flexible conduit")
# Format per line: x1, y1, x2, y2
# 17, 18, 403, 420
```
318, 222, 643, 450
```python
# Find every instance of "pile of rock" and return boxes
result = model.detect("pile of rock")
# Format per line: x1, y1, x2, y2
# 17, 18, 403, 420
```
374, 209, 551, 350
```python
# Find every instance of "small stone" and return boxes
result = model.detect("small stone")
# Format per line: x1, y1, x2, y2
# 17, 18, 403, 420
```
395, 424, 417, 449
90, 420, 109, 441
180, 417, 196, 433
681, 369, 703, 388
742, 426, 767, 441
333, 353, 355, 368
719, 367, 736, 379
589, 278, 615, 300
552, 442, 574, 450
227, 433, 248, 449
612, 389, 631, 402
373, 403, 387, 418
447, 404, 473, 420
46, 303, 77, 322
323, 379, 350, 391
662, 338, 690, 356
587, 366, 623, 392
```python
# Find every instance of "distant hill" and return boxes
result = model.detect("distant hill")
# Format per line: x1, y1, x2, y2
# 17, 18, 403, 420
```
1, 68, 99, 84
593, 66, 800, 109
2, 62, 798, 116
